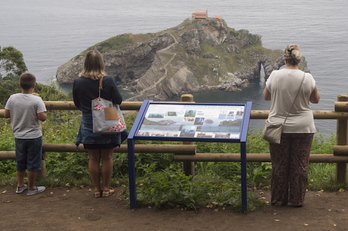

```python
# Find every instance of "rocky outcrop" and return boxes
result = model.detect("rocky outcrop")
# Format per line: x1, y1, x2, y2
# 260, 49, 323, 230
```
56, 18, 309, 101
56, 33, 175, 84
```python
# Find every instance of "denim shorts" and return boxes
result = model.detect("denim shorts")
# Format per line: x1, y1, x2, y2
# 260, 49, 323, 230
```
15, 137, 42, 171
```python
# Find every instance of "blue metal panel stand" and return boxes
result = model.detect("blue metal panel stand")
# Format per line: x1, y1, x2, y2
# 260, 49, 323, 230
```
127, 101, 252, 211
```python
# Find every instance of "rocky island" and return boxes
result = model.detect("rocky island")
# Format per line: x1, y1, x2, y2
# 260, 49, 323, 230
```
56, 17, 309, 101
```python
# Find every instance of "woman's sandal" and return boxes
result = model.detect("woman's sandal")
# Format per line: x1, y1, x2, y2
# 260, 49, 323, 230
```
94, 191, 102, 198
102, 187, 115, 197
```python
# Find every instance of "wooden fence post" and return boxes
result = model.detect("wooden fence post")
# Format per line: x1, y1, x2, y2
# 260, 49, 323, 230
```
38, 152, 47, 179
335, 94, 348, 182
181, 94, 195, 176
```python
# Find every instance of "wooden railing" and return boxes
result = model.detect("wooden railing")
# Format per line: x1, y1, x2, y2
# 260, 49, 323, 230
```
1, 94, 348, 182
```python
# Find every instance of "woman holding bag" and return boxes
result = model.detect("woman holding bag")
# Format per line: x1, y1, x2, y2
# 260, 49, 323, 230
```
73, 49, 128, 198
262, 44, 320, 207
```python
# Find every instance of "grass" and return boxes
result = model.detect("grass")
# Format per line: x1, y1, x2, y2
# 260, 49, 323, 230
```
95, 33, 160, 53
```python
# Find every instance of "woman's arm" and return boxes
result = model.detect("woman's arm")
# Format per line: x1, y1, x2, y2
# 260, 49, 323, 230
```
110, 77, 123, 105
263, 87, 271, 101
72, 80, 80, 109
309, 86, 320, 104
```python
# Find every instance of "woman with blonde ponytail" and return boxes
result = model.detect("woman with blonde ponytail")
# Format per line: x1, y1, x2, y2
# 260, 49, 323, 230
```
262, 44, 320, 207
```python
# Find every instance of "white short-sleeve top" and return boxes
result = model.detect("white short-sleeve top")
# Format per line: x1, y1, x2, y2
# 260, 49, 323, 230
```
5, 93, 46, 139
265, 69, 317, 133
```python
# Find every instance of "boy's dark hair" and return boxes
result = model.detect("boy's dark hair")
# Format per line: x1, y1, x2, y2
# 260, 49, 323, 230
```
20, 73, 36, 90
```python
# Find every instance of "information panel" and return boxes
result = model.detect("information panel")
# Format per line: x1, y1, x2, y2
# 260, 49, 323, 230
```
127, 100, 252, 211
136, 104, 246, 140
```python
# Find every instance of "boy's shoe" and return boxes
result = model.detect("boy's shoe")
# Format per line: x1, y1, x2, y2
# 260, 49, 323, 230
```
27, 186, 46, 196
16, 184, 28, 194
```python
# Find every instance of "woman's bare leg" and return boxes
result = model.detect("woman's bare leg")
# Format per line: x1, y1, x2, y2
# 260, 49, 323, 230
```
101, 148, 114, 192
88, 149, 102, 193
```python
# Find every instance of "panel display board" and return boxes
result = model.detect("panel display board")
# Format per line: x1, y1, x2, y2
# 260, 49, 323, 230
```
136, 103, 246, 140
127, 100, 252, 211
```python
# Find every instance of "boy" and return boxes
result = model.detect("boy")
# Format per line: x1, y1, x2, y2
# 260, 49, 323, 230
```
4, 73, 47, 195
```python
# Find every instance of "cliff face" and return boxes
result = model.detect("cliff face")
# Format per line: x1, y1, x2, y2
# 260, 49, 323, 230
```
56, 18, 309, 101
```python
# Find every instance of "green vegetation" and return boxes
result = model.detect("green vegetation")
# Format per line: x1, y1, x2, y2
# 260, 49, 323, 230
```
0, 46, 70, 106
94, 33, 158, 53
95, 34, 134, 53
0, 46, 27, 78
0, 46, 28, 107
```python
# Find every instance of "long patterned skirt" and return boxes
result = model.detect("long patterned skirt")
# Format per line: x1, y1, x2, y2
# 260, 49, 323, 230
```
269, 133, 314, 207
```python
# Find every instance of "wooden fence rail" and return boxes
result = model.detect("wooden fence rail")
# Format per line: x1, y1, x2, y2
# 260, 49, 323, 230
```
174, 153, 348, 163
1, 94, 348, 182
0, 144, 196, 160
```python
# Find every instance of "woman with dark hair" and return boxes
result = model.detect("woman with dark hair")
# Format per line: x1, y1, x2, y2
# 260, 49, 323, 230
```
263, 44, 320, 207
73, 49, 127, 198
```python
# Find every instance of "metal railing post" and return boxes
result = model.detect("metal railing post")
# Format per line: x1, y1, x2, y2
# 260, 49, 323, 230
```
180, 94, 195, 176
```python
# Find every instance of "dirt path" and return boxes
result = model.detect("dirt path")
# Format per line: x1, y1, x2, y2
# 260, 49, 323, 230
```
1, 186, 347, 231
